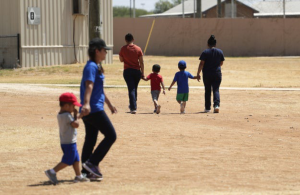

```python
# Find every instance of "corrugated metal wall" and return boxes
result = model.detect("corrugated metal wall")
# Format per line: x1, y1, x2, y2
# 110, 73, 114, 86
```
100, 0, 113, 64
20, 0, 89, 67
0, 0, 113, 68
0, 0, 20, 68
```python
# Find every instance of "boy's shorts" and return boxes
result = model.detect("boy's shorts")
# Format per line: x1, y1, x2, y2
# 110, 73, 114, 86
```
61, 143, 80, 165
176, 93, 189, 102
151, 90, 160, 101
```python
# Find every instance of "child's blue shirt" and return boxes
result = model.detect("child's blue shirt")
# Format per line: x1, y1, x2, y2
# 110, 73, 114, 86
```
173, 71, 194, 94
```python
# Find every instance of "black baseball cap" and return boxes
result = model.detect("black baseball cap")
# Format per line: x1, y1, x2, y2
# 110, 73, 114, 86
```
89, 38, 112, 50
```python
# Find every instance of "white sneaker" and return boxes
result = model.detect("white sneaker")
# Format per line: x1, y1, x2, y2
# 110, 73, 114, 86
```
180, 102, 184, 113
204, 109, 211, 113
214, 106, 219, 113
131, 110, 136, 114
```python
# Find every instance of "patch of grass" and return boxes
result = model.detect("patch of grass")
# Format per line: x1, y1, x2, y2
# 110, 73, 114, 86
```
0, 56, 300, 88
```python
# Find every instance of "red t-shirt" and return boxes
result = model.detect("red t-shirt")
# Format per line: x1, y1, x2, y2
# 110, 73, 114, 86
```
119, 44, 143, 70
146, 73, 163, 91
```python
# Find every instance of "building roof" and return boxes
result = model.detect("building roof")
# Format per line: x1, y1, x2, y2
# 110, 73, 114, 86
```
139, 0, 257, 18
252, 1, 300, 17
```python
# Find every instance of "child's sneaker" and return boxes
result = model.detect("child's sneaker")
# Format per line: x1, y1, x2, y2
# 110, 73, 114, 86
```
74, 175, 90, 183
214, 106, 219, 113
83, 161, 103, 178
180, 102, 184, 113
204, 109, 211, 113
156, 105, 161, 114
45, 169, 58, 185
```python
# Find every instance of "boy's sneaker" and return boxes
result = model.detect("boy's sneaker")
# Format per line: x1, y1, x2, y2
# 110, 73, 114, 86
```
156, 105, 161, 114
131, 110, 137, 114
45, 169, 58, 185
180, 102, 184, 113
74, 175, 90, 183
83, 162, 103, 178
204, 109, 211, 113
214, 106, 220, 113
86, 173, 103, 181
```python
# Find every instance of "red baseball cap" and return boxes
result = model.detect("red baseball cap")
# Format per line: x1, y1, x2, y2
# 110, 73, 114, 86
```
59, 92, 82, 107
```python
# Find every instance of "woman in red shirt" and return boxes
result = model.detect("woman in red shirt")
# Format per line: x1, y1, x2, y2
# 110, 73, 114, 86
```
119, 33, 144, 114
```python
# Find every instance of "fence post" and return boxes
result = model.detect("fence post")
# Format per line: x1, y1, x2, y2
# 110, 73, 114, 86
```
17, 33, 20, 61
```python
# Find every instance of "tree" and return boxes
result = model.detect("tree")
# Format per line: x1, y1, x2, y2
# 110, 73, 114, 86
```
171, 0, 182, 6
154, 0, 173, 14
113, 6, 151, 18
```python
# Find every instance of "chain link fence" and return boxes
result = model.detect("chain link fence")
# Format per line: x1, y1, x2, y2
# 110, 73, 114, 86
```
0, 34, 20, 69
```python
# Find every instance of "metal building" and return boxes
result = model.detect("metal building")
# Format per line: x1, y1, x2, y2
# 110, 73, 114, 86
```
0, 0, 113, 68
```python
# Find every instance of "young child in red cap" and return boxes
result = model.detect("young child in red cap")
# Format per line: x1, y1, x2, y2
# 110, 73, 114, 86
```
44, 92, 89, 185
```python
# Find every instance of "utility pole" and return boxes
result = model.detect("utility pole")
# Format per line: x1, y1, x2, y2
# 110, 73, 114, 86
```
182, 0, 185, 18
283, 0, 286, 18
231, 0, 234, 18
130, 0, 132, 18
89, 0, 101, 40
217, 0, 222, 18
194, 0, 195, 18
196, 0, 202, 18
133, 0, 136, 18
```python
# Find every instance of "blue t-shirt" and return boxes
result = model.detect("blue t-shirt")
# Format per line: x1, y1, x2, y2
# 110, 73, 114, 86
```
80, 60, 105, 113
173, 71, 194, 94
200, 48, 225, 74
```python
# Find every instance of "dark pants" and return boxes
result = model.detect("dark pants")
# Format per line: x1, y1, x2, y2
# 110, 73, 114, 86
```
123, 68, 141, 111
81, 111, 117, 173
203, 72, 222, 110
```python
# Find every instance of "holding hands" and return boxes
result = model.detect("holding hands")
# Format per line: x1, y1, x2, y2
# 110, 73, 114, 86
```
197, 74, 201, 82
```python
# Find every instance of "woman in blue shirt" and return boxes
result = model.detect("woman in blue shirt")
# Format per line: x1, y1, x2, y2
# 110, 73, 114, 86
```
197, 35, 225, 113
79, 38, 117, 181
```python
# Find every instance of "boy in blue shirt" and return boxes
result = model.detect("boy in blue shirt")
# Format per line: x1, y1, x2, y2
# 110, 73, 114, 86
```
168, 60, 198, 114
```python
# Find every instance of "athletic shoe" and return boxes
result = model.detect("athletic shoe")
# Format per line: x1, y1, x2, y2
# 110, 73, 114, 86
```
45, 169, 58, 185
180, 102, 184, 113
153, 109, 157, 113
156, 105, 161, 114
214, 106, 220, 113
204, 109, 211, 113
74, 175, 90, 183
86, 173, 103, 181
131, 110, 137, 114
83, 162, 103, 178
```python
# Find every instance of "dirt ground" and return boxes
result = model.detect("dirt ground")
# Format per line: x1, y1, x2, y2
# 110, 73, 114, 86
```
0, 83, 300, 195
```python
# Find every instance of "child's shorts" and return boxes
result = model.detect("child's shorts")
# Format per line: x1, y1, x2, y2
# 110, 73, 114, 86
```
151, 90, 160, 101
176, 93, 189, 102
60, 143, 80, 165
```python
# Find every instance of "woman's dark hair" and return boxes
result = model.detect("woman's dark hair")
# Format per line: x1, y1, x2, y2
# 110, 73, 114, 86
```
125, 33, 134, 42
152, 64, 161, 72
208, 35, 217, 47
88, 45, 104, 74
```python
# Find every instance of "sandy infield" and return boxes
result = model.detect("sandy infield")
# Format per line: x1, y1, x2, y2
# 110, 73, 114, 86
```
0, 83, 300, 194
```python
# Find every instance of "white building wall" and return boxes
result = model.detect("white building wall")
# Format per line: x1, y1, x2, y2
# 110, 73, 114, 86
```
20, 0, 89, 68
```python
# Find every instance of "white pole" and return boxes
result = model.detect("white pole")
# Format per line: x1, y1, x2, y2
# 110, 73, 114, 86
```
231, 0, 234, 18
133, 0, 135, 18
283, 0, 286, 18
194, 0, 195, 18
182, 0, 185, 18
